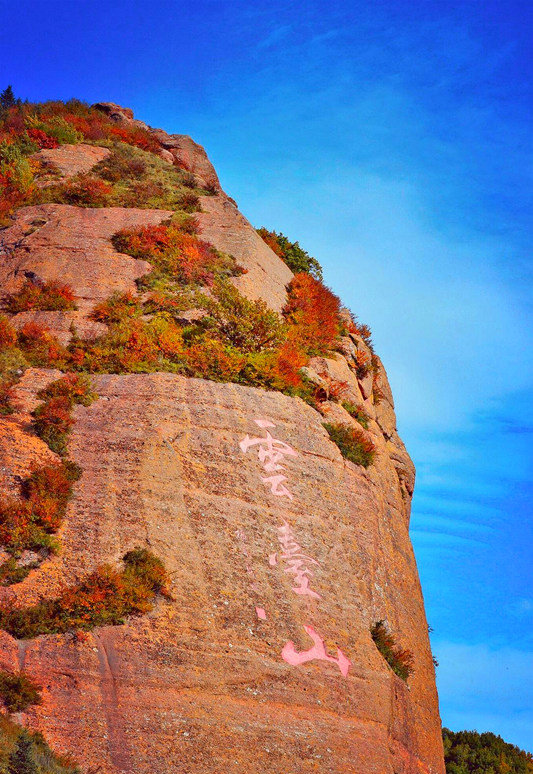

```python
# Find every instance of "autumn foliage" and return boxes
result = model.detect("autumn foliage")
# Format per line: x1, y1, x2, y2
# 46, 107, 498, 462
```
0, 460, 81, 558
33, 374, 96, 455
370, 620, 414, 682
113, 222, 240, 287
0, 548, 170, 639
283, 273, 342, 356
6, 280, 76, 312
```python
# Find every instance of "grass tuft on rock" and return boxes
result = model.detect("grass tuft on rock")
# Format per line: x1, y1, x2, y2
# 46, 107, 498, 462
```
370, 620, 414, 682
323, 422, 376, 467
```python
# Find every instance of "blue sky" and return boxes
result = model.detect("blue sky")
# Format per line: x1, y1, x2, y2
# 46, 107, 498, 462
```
1, 0, 532, 751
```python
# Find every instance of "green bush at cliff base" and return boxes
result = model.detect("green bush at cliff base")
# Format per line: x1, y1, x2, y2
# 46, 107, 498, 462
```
323, 422, 376, 468
443, 728, 533, 773
0, 671, 42, 713
370, 620, 414, 682
0, 548, 170, 639
0, 718, 79, 774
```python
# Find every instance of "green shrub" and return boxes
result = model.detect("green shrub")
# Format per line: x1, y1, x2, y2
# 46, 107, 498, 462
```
256, 228, 323, 280
341, 401, 370, 428
0, 671, 42, 713
0, 718, 79, 774
26, 114, 83, 145
443, 728, 533, 773
0, 558, 37, 586
370, 620, 414, 682
202, 281, 284, 353
323, 422, 376, 467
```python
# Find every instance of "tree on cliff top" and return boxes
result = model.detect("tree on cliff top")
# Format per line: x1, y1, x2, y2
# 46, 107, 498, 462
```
443, 728, 533, 773
0, 85, 19, 111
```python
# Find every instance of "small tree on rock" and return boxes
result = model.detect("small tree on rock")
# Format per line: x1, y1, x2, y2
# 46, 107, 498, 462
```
7, 731, 38, 774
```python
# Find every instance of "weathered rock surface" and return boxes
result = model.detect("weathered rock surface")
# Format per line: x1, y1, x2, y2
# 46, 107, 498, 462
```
197, 194, 294, 313
32, 143, 110, 178
0, 108, 444, 773
1, 373, 443, 773
0, 204, 171, 330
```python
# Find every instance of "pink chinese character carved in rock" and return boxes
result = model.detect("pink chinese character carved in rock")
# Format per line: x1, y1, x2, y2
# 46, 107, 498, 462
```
276, 521, 321, 599
282, 625, 351, 678
239, 419, 297, 499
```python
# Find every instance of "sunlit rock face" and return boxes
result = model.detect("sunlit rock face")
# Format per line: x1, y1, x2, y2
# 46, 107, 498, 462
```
0, 107, 445, 773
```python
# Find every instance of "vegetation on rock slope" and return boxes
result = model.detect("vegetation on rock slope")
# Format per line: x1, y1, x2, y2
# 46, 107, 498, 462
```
370, 620, 414, 682
0, 715, 79, 774
256, 227, 323, 279
0, 89, 393, 767
443, 728, 533, 773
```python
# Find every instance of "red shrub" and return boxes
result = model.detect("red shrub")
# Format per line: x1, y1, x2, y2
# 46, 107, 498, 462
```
0, 461, 80, 554
32, 396, 74, 455
283, 273, 342, 355
6, 280, 76, 312
0, 315, 17, 349
26, 128, 59, 149
18, 322, 68, 367
114, 223, 233, 286
53, 174, 112, 206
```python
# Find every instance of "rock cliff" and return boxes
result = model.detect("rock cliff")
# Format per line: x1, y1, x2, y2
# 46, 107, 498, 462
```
0, 103, 444, 772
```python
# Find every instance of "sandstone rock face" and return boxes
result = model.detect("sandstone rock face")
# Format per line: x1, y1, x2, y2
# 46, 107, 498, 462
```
196, 194, 294, 313
0, 111, 444, 773
0, 203, 172, 329
32, 143, 110, 178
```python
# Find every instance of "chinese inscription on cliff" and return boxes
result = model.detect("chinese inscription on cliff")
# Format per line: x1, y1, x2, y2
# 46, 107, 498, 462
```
239, 418, 351, 678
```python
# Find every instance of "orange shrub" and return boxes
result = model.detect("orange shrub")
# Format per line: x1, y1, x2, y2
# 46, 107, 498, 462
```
113, 223, 240, 287
91, 291, 139, 323
269, 338, 307, 391
354, 349, 371, 379
0, 315, 16, 349
18, 322, 68, 367
0, 548, 169, 638
46, 174, 113, 206
185, 337, 246, 381
38, 373, 96, 406
283, 273, 341, 355
6, 280, 76, 312
0, 460, 80, 557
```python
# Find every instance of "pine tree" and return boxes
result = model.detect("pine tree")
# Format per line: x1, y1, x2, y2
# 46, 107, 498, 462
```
0, 85, 18, 110
7, 731, 38, 774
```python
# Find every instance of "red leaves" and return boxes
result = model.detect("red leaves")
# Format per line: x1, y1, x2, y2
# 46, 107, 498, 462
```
114, 223, 227, 286
0, 315, 16, 350
26, 128, 59, 149
56, 174, 112, 206
284, 273, 342, 355
0, 460, 80, 554
6, 280, 76, 313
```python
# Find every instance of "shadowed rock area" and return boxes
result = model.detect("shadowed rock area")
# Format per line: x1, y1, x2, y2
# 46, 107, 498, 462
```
0, 104, 445, 773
